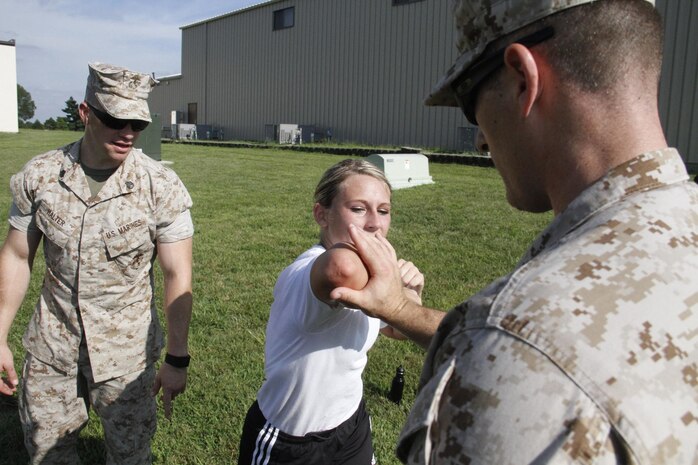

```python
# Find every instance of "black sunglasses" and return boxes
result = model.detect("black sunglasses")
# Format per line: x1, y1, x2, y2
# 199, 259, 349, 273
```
87, 103, 150, 132
452, 27, 555, 125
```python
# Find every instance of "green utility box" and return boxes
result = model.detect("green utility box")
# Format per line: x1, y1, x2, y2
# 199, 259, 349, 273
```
135, 113, 162, 161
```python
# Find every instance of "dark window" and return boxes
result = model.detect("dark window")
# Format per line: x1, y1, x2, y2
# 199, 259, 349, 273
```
273, 7, 294, 30
393, 0, 425, 5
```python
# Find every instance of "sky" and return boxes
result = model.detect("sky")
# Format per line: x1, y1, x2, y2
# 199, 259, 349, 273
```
2, 0, 264, 122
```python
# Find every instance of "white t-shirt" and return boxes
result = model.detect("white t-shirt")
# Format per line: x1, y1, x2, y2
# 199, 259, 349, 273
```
257, 244, 382, 436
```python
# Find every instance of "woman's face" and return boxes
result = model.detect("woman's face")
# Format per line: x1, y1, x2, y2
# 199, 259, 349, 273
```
315, 174, 391, 248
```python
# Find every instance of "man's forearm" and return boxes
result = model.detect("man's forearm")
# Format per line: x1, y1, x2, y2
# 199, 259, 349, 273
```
163, 282, 192, 356
382, 299, 444, 349
157, 238, 193, 357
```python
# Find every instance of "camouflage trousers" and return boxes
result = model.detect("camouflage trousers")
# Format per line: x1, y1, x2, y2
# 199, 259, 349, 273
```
18, 344, 157, 465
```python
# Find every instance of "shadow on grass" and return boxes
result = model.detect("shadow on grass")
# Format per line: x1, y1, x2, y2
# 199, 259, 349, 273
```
0, 394, 107, 465
364, 379, 390, 400
77, 437, 107, 464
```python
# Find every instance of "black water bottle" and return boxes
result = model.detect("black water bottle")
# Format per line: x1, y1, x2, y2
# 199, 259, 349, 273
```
388, 366, 405, 404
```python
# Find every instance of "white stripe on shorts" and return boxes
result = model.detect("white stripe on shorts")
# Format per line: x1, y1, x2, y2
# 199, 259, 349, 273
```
253, 421, 279, 465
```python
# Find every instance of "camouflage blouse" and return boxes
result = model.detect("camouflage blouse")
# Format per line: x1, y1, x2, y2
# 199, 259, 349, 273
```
398, 148, 698, 464
10, 141, 193, 382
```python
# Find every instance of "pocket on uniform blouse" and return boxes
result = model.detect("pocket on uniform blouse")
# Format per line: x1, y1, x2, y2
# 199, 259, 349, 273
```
35, 204, 75, 272
35, 204, 72, 249
102, 218, 152, 281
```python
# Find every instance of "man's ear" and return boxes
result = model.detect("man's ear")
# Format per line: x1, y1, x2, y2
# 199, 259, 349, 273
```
78, 101, 90, 125
313, 203, 327, 228
503, 43, 541, 120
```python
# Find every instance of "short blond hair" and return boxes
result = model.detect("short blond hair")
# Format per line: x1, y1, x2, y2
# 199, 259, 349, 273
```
314, 159, 391, 208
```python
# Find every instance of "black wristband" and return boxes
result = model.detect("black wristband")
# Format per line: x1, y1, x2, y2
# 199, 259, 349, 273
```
164, 353, 191, 368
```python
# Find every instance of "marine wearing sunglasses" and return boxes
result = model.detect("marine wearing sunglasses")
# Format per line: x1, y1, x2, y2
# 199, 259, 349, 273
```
87, 103, 150, 132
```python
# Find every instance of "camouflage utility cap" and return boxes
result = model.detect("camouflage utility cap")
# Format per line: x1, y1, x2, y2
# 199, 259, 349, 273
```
85, 62, 157, 122
426, 0, 656, 107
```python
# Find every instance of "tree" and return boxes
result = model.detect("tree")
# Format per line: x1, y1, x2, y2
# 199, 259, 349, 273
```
55, 117, 69, 131
62, 96, 84, 131
30, 119, 44, 130
17, 84, 36, 123
44, 117, 57, 130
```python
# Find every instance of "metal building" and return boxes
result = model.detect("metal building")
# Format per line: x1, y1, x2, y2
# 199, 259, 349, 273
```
657, 0, 697, 171
149, 0, 470, 150
150, 0, 696, 166
0, 39, 19, 133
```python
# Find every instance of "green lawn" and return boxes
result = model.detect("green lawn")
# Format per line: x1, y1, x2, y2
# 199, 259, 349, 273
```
0, 129, 552, 464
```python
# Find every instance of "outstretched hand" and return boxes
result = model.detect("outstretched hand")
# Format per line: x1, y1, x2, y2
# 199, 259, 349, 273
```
152, 362, 187, 420
329, 224, 412, 321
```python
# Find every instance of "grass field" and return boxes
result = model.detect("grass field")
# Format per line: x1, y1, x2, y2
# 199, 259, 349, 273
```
0, 129, 552, 464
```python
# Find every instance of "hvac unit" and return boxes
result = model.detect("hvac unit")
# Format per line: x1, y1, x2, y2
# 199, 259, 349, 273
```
457, 126, 478, 151
279, 123, 301, 144
176, 123, 197, 140
278, 124, 330, 144
367, 153, 434, 190
265, 124, 279, 142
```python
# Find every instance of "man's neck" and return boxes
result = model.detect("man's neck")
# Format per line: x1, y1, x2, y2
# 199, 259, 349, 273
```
543, 90, 668, 215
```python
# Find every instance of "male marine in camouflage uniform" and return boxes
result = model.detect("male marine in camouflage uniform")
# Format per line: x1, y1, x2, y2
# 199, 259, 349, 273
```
330, 0, 698, 463
0, 63, 194, 464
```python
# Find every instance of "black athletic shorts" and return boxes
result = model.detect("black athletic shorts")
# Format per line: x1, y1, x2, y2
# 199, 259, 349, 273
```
238, 399, 375, 465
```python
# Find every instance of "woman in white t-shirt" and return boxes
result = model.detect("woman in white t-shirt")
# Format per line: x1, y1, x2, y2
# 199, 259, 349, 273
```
238, 159, 423, 465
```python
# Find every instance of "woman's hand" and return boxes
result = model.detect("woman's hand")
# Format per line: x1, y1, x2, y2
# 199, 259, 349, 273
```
397, 259, 424, 298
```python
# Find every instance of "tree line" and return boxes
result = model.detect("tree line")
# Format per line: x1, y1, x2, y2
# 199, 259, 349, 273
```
17, 84, 84, 131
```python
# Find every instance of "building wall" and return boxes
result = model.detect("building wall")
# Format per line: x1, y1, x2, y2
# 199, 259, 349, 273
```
150, 75, 185, 126
150, 0, 469, 150
0, 40, 19, 133
656, 0, 698, 171
151, 0, 696, 160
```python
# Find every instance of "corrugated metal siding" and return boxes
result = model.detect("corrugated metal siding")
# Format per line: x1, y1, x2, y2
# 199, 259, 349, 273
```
181, 25, 208, 123
657, 0, 698, 169
150, 76, 184, 122
150, 0, 467, 150
151, 0, 696, 158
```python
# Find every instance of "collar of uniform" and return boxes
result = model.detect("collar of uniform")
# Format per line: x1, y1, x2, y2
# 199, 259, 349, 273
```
60, 139, 140, 204
60, 140, 93, 203
114, 148, 139, 195
520, 148, 687, 264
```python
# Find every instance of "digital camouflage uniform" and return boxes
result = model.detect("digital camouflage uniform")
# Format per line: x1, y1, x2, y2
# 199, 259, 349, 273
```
397, 149, 698, 464
10, 138, 193, 463
10, 139, 193, 382
10, 130, 192, 461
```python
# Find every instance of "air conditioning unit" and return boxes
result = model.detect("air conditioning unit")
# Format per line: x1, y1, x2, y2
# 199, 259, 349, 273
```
279, 123, 301, 144
176, 123, 197, 140
367, 153, 434, 190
